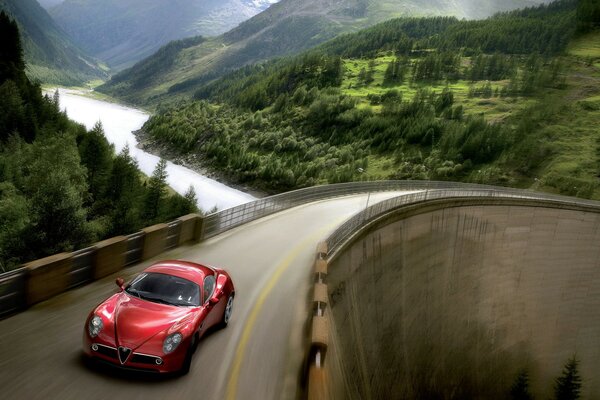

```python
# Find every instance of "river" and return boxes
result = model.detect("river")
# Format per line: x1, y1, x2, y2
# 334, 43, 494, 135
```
51, 88, 256, 211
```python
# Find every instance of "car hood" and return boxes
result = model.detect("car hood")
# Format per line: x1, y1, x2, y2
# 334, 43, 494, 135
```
114, 293, 192, 349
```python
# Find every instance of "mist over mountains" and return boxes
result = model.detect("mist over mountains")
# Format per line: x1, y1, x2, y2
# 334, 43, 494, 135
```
49, 0, 281, 70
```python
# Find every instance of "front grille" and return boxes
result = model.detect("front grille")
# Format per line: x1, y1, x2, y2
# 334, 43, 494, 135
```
130, 353, 163, 365
93, 343, 118, 359
94, 357, 160, 373
92, 343, 162, 366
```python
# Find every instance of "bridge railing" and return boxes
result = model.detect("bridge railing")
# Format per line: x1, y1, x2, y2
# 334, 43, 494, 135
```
199, 180, 502, 239
2, 180, 600, 319
325, 187, 600, 258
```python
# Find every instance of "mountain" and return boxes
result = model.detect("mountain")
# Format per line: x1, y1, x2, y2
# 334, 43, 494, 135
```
99, 0, 549, 106
0, 0, 106, 85
49, 0, 280, 71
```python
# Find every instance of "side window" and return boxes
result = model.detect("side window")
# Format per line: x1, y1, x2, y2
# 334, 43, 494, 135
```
203, 275, 216, 304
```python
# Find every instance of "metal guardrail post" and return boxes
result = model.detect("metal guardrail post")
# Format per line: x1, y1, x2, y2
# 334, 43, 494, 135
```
0, 268, 27, 317
69, 247, 95, 289
125, 232, 144, 266
165, 220, 182, 250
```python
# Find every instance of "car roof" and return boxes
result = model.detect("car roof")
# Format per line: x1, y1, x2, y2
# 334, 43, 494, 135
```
143, 260, 214, 285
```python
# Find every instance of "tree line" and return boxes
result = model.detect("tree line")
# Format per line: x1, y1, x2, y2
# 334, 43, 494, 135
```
510, 356, 582, 400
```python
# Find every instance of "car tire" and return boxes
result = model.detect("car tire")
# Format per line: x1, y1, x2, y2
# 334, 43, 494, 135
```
179, 335, 196, 376
220, 294, 234, 328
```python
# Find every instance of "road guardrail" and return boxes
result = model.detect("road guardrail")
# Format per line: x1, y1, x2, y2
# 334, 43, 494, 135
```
2, 181, 600, 318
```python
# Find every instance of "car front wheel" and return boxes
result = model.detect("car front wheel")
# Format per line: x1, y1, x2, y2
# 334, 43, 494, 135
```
179, 335, 196, 375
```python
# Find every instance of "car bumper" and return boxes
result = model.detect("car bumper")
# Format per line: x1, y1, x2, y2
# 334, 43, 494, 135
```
82, 334, 186, 373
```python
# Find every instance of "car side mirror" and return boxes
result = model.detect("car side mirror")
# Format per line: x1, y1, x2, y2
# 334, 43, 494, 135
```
116, 277, 125, 291
209, 296, 219, 305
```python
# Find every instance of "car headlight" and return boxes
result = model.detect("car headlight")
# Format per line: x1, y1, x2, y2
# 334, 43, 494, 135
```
88, 315, 103, 338
163, 332, 183, 354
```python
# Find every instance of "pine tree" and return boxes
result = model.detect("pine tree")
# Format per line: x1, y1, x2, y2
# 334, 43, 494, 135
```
322, 56, 343, 86
52, 89, 60, 111
183, 185, 199, 213
0, 182, 29, 271
78, 121, 114, 210
106, 145, 143, 235
576, 0, 600, 33
23, 134, 92, 257
510, 370, 533, 400
383, 59, 405, 86
143, 158, 168, 223
163, 185, 200, 221
0, 80, 25, 142
554, 356, 582, 400
365, 60, 376, 84
384, 60, 396, 85
435, 87, 454, 114
357, 67, 368, 85
0, 11, 25, 84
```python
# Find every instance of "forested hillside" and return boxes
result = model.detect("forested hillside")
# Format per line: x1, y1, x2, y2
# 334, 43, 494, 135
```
0, 0, 105, 85
98, 0, 548, 105
140, 0, 600, 201
0, 12, 197, 271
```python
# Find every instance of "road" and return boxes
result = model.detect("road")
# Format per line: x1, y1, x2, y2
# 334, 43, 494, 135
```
0, 191, 411, 400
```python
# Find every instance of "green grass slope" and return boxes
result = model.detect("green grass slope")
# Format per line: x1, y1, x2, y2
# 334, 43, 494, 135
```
98, 0, 548, 106
533, 30, 600, 198
0, 0, 106, 85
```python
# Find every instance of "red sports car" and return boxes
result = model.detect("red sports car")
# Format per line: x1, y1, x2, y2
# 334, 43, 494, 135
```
82, 260, 235, 374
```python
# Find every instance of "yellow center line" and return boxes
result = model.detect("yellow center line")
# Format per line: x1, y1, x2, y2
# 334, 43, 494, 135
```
225, 218, 345, 400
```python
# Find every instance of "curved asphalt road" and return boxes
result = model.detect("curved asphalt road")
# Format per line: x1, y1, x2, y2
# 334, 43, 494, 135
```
0, 192, 413, 400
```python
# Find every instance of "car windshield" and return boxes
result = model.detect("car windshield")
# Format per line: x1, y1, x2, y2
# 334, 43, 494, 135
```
125, 272, 201, 307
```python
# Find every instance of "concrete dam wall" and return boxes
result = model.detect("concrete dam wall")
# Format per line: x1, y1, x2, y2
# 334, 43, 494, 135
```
324, 202, 600, 399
